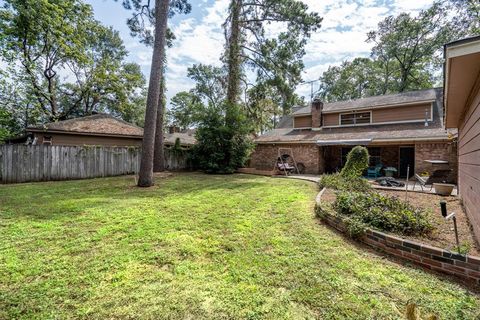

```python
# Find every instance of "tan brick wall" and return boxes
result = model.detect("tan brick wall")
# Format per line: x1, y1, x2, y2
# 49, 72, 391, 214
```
415, 142, 457, 182
250, 142, 457, 179
250, 144, 321, 174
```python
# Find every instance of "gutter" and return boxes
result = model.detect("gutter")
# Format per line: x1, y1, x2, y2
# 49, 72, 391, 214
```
316, 138, 372, 146
255, 136, 450, 145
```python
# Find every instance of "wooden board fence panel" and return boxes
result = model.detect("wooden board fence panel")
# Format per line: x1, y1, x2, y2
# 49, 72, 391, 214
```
0, 145, 189, 184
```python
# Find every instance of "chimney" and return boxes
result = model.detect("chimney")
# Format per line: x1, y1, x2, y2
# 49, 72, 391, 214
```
311, 99, 323, 128
168, 126, 181, 134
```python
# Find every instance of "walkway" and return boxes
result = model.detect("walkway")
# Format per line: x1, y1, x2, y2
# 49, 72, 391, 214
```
275, 174, 320, 183
373, 180, 458, 196
277, 174, 458, 196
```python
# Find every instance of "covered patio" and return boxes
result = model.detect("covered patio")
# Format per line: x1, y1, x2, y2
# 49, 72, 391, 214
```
317, 139, 416, 178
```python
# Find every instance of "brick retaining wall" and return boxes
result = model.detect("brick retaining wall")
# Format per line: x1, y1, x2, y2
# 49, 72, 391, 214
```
316, 188, 480, 285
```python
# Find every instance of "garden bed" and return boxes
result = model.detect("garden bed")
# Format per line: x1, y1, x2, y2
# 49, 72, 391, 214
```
321, 188, 480, 256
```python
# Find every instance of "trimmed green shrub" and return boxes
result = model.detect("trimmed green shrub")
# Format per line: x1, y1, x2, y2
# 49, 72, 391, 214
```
191, 106, 254, 174
334, 191, 432, 236
342, 216, 368, 238
319, 173, 371, 192
340, 146, 369, 178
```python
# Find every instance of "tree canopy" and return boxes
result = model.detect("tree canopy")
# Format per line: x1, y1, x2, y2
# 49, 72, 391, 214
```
317, 1, 476, 102
224, 0, 322, 116
167, 64, 225, 130
0, 0, 147, 136
118, 0, 191, 46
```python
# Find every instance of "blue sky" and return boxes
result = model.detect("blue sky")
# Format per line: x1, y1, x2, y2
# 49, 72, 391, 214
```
86, 0, 434, 103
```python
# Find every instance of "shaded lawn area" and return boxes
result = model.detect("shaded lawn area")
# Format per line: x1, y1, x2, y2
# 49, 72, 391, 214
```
0, 173, 479, 319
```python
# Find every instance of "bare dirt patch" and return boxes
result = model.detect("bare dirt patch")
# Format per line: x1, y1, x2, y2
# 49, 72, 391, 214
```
380, 190, 480, 256
320, 188, 480, 256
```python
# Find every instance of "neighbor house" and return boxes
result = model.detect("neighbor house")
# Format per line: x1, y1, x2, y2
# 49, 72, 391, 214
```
444, 36, 480, 241
19, 114, 195, 148
250, 88, 457, 180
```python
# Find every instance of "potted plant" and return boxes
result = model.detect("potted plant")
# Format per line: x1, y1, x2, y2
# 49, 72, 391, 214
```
433, 182, 455, 196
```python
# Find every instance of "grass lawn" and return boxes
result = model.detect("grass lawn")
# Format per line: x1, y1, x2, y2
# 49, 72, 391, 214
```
0, 173, 479, 319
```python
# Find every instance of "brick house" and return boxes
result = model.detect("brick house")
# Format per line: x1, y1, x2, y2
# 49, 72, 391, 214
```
249, 88, 457, 179
444, 36, 480, 241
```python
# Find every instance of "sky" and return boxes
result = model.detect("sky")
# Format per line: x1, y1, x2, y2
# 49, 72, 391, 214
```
86, 0, 435, 104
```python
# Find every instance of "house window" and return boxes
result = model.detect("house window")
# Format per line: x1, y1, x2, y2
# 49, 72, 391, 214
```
340, 112, 371, 126
42, 136, 52, 145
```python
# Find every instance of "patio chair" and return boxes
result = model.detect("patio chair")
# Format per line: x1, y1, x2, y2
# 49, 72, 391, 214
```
277, 162, 295, 170
367, 164, 383, 178
413, 170, 452, 191
276, 157, 295, 175
414, 174, 433, 191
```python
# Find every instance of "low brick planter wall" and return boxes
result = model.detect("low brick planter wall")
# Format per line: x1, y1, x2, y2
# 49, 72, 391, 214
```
316, 188, 480, 286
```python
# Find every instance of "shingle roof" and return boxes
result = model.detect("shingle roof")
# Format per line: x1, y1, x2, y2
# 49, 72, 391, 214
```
257, 89, 454, 144
292, 88, 441, 115
28, 114, 197, 146
276, 114, 294, 128
164, 131, 196, 146
255, 123, 454, 144
29, 114, 144, 137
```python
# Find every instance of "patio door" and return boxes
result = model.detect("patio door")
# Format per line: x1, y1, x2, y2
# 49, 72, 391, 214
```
399, 147, 415, 178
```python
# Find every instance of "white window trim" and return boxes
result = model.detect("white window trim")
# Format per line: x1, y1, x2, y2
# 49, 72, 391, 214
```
338, 111, 372, 126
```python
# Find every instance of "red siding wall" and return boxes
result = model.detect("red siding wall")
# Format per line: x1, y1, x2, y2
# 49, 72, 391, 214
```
458, 88, 480, 241
33, 132, 142, 147
322, 103, 432, 127
293, 116, 312, 128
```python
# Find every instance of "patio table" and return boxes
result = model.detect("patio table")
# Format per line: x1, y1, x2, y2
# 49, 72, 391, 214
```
384, 167, 397, 177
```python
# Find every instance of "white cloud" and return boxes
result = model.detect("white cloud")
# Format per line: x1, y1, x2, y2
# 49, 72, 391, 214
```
162, 0, 230, 103
296, 0, 433, 86
117, 0, 435, 105
392, 0, 433, 12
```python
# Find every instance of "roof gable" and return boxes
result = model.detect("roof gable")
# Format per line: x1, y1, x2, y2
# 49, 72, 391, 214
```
29, 114, 144, 137
292, 88, 441, 115
444, 36, 480, 128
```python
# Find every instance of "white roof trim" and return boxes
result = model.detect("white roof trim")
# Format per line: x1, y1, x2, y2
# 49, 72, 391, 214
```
316, 139, 372, 146
445, 39, 480, 59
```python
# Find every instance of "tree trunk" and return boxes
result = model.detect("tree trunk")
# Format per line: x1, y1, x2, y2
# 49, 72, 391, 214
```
153, 77, 166, 172
225, 0, 242, 124
138, 0, 170, 187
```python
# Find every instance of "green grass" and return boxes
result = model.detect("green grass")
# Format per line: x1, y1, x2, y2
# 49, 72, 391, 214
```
0, 173, 479, 319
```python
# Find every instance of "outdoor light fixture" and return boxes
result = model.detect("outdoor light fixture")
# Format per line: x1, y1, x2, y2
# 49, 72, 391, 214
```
439, 200, 460, 251
424, 108, 429, 127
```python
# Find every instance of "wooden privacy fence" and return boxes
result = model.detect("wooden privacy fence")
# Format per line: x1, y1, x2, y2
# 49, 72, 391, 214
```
0, 145, 189, 184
